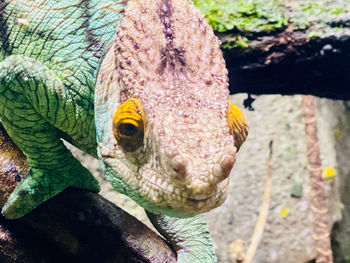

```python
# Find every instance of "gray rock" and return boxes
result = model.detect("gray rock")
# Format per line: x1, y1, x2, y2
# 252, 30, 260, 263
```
205, 94, 343, 263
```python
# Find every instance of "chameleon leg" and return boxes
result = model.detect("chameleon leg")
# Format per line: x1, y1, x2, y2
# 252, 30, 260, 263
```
0, 55, 99, 219
146, 211, 218, 263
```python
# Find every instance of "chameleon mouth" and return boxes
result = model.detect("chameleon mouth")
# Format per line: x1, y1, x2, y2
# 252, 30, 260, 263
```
187, 196, 212, 202
139, 168, 229, 214
187, 197, 211, 206
99, 153, 230, 216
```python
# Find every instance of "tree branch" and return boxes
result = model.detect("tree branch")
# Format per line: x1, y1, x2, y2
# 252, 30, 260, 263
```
243, 140, 274, 263
0, 124, 176, 263
301, 95, 333, 263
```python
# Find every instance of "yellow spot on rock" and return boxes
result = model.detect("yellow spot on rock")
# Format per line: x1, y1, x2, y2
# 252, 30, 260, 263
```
322, 166, 337, 179
229, 239, 245, 263
280, 208, 289, 218
334, 127, 341, 141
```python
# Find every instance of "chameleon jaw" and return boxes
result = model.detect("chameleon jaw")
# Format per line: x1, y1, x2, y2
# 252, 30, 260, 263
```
98, 119, 235, 216
138, 167, 230, 214
99, 147, 230, 216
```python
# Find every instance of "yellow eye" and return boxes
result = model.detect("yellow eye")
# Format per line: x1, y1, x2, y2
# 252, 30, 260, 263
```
227, 102, 249, 151
113, 98, 146, 152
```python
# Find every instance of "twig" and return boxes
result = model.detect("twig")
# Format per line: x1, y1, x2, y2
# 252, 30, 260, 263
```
301, 95, 333, 263
243, 140, 274, 263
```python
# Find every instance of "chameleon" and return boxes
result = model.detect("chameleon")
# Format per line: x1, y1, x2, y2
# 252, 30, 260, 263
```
0, 0, 249, 262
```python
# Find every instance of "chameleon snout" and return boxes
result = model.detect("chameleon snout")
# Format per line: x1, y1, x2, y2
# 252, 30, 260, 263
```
167, 144, 236, 198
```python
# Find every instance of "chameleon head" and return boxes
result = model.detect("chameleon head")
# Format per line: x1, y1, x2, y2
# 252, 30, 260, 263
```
95, 0, 248, 217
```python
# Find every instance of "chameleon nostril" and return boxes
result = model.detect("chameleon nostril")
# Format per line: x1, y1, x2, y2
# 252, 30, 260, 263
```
171, 155, 187, 176
220, 154, 236, 177
220, 155, 236, 171
212, 154, 236, 181
219, 145, 237, 178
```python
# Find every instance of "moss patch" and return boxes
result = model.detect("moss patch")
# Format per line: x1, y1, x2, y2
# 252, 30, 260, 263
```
193, 0, 350, 51
289, 0, 350, 30
193, 0, 288, 33
193, 0, 349, 33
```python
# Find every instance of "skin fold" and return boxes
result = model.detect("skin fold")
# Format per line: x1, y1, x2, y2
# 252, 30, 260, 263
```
0, 0, 248, 262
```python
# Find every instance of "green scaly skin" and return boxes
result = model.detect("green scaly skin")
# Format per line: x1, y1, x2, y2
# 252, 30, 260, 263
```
0, 0, 217, 262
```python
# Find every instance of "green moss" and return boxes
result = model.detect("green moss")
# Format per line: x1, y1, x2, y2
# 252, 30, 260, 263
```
193, 0, 288, 33
289, 1, 350, 30
193, 0, 349, 33
300, 2, 347, 17
193, 0, 350, 51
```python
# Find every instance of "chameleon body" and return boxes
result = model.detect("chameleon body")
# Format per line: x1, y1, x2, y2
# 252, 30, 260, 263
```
0, 0, 248, 262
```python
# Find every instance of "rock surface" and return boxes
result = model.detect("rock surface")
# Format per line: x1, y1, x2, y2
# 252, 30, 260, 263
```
330, 100, 350, 262
206, 94, 344, 263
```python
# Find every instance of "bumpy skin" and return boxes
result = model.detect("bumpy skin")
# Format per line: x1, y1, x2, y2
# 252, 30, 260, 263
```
0, 0, 248, 262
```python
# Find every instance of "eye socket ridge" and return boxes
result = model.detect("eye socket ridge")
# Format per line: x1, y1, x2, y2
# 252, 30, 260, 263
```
113, 98, 147, 152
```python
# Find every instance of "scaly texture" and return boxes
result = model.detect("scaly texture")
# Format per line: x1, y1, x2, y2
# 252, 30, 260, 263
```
0, 0, 248, 262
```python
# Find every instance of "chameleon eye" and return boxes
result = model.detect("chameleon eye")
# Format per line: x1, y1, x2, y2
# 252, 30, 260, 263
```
113, 98, 146, 152
227, 102, 249, 151
118, 123, 138, 136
